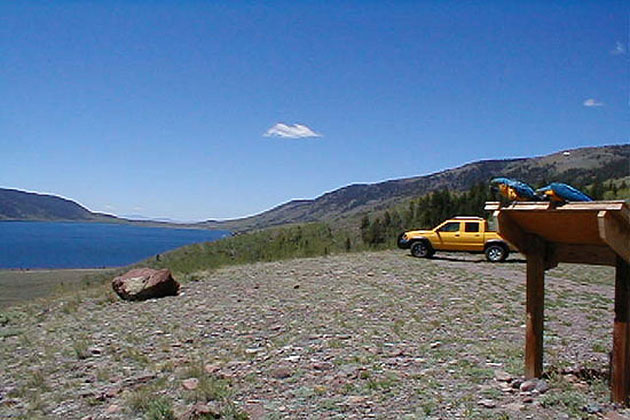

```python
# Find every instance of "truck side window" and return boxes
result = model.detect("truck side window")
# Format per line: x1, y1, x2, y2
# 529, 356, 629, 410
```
465, 222, 480, 233
438, 222, 460, 232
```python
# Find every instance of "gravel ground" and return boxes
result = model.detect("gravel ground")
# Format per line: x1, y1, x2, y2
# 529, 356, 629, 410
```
1, 250, 627, 419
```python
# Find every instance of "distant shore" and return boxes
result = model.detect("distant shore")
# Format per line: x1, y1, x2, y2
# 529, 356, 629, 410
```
0, 268, 114, 308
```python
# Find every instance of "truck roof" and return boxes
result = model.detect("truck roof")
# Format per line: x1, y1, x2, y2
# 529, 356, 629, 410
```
451, 216, 485, 220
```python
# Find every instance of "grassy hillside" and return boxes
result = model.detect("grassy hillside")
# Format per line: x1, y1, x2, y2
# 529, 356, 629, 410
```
143, 174, 630, 278
145, 223, 358, 276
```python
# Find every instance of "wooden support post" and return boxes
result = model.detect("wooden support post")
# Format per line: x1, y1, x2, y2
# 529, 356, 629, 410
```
612, 256, 630, 405
526, 246, 545, 379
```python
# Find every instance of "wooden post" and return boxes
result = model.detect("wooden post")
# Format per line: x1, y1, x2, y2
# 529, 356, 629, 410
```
526, 246, 545, 379
612, 256, 630, 405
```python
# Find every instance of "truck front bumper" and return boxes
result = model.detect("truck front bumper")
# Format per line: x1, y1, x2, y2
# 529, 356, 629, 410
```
397, 233, 411, 249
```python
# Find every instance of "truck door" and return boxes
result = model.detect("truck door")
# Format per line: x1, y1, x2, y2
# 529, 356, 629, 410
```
459, 221, 484, 251
435, 221, 461, 250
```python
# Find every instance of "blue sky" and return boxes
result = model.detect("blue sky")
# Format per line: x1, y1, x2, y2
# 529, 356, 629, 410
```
1, 1, 628, 221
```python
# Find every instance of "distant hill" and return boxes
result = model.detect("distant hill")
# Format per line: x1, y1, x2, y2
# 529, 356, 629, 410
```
200, 144, 630, 232
0, 188, 107, 222
0, 189, 189, 228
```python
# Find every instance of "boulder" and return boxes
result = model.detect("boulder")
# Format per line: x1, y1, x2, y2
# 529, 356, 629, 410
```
112, 268, 179, 301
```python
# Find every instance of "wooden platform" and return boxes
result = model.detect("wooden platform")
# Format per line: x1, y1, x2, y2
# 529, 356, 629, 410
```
485, 200, 630, 404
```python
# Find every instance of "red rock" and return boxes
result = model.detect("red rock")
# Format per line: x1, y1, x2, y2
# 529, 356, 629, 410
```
112, 268, 179, 301
182, 378, 199, 390
104, 387, 121, 398
204, 363, 221, 374
105, 404, 121, 414
178, 402, 220, 420
604, 412, 630, 420
270, 367, 292, 379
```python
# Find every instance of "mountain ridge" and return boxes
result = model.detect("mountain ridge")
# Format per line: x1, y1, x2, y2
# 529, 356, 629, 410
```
2, 144, 628, 230
199, 144, 629, 231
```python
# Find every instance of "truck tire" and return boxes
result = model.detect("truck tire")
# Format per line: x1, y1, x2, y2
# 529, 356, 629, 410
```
411, 241, 434, 258
485, 243, 508, 262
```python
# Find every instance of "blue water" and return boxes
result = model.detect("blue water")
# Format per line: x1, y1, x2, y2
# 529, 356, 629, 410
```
0, 221, 230, 269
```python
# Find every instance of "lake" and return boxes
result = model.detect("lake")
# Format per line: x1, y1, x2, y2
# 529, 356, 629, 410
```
0, 221, 230, 269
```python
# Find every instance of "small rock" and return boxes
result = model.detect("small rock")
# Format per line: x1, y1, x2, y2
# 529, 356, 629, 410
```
104, 387, 121, 399
583, 403, 603, 414
478, 399, 496, 408
430, 341, 441, 349
270, 367, 292, 379
88, 347, 102, 356
494, 370, 512, 382
312, 361, 334, 371
179, 402, 220, 419
78, 389, 97, 399
535, 380, 549, 394
511, 378, 523, 389
182, 378, 199, 390
564, 373, 578, 383
105, 404, 121, 414
519, 380, 537, 392
204, 363, 221, 374
603, 412, 630, 420
347, 396, 367, 404
503, 402, 525, 411
523, 396, 534, 404
293, 284, 300, 289
574, 382, 589, 391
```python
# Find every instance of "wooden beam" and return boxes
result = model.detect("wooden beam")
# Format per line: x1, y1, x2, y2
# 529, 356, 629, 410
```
612, 256, 630, 405
484, 201, 500, 212
562, 201, 628, 211
598, 211, 630, 264
526, 242, 546, 379
550, 243, 617, 267
497, 211, 530, 255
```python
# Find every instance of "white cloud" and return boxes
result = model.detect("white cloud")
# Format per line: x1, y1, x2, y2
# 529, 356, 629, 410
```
611, 41, 627, 56
263, 123, 322, 139
583, 98, 604, 107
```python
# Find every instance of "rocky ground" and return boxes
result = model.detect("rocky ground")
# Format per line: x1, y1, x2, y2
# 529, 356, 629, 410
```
0, 250, 628, 419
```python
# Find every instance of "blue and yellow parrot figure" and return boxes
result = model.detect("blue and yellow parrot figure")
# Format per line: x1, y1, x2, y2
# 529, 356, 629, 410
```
490, 177, 539, 201
536, 182, 593, 203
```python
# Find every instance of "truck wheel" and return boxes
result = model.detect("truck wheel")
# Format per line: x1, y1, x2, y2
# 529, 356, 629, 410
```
485, 244, 508, 262
411, 241, 433, 258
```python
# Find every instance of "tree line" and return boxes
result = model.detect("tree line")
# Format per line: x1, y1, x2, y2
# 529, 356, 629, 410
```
360, 179, 629, 247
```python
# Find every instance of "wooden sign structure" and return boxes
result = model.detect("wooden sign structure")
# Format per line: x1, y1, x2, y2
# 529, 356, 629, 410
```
484, 200, 630, 404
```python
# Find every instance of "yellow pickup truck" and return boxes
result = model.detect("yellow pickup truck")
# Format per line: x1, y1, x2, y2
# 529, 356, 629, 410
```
397, 216, 513, 262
